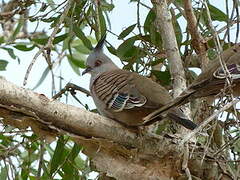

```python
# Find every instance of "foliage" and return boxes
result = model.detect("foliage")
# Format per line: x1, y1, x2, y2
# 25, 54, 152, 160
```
0, 0, 239, 179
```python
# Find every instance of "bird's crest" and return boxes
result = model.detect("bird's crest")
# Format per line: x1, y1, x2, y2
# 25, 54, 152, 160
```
94, 34, 106, 51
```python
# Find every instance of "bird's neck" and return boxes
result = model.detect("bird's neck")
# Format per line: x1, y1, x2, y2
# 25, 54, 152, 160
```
90, 63, 119, 87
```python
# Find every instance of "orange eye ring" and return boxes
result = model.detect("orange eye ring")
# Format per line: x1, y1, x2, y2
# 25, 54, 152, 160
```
95, 60, 102, 67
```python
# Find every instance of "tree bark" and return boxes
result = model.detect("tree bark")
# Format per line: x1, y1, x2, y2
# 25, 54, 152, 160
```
0, 77, 234, 179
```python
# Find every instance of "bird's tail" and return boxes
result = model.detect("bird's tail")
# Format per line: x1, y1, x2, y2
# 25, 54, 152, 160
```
167, 110, 197, 130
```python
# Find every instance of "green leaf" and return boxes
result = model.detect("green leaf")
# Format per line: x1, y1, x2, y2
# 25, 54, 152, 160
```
99, 8, 107, 36
0, 166, 8, 180
116, 37, 137, 59
41, 17, 58, 23
106, 45, 117, 55
172, 17, 182, 45
73, 24, 93, 50
74, 44, 91, 54
149, 24, 162, 47
32, 33, 68, 45
143, 10, 162, 47
118, 24, 136, 39
67, 56, 81, 76
0, 47, 17, 59
46, 0, 55, 9
151, 70, 171, 86
39, 3, 48, 12
71, 39, 91, 54
32, 37, 48, 45
53, 33, 68, 44
67, 54, 85, 68
32, 66, 50, 90
10, 17, 24, 41
208, 4, 228, 22
14, 44, 35, 51
144, 9, 156, 33
101, 1, 114, 11
69, 143, 81, 161
0, 60, 8, 71
50, 136, 66, 175
0, 36, 4, 44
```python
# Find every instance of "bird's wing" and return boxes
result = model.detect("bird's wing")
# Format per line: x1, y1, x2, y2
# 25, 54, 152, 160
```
92, 69, 171, 112
213, 64, 240, 79
92, 69, 147, 112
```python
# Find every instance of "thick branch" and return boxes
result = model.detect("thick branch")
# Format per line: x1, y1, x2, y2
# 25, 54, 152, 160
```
0, 77, 234, 179
0, 76, 179, 156
151, 0, 186, 97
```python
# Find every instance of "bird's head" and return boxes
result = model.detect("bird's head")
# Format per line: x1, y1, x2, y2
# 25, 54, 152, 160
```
82, 35, 118, 77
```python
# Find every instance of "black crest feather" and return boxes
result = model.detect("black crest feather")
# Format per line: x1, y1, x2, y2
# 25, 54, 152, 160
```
94, 34, 106, 51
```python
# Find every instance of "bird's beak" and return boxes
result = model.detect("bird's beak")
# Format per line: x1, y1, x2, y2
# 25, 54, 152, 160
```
82, 67, 92, 75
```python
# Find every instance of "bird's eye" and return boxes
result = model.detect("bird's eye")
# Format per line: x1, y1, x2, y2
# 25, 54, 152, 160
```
95, 60, 102, 67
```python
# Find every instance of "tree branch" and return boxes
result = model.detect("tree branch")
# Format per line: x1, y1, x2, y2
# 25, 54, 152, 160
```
151, 0, 187, 97
184, 0, 209, 71
0, 77, 234, 179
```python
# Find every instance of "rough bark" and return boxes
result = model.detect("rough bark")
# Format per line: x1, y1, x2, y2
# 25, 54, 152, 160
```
0, 77, 234, 179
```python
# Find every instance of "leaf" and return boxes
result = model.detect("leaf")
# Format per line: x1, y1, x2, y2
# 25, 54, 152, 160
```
208, 4, 228, 22
0, 60, 8, 71
32, 66, 50, 90
144, 9, 156, 33
41, 17, 58, 23
39, 3, 48, 12
0, 36, 4, 44
151, 70, 171, 86
73, 24, 93, 50
172, 15, 182, 45
69, 143, 81, 161
32, 37, 48, 45
0, 166, 8, 180
0, 47, 17, 59
14, 44, 35, 51
67, 54, 85, 68
106, 45, 117, 55
74, 44, 91, 54
143, 10, 162, 47
116, 37, 137, 59
68, 57, 81, 75
53, 33, 68, 44
101, 1, 114, 11
10, 17, 24, 41
71, 39, 91, 54
32, 33, 68, 45
46, 0, 55, 10
50, 136, 66, 175
99, 8, 107, 36
118, 24, 136, 39
149, 24, 162, 47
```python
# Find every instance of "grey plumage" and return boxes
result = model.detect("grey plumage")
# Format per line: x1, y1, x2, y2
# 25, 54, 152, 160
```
82, 37, 197, 130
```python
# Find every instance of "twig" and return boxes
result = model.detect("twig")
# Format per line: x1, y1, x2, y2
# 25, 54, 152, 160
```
180, 99, 240, 145
182, 144, 192, 180
37, 140, 45, 179
52, 82, 91, 99
184, 0, 208, 71
213, 134, 240, 156
23, 0, 73, 86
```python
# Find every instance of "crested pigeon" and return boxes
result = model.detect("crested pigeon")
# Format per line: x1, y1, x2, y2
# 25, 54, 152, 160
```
82, 36, 197, 130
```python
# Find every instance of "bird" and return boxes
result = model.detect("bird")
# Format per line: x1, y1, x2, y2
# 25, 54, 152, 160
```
145, 44, 240, 120
82, 35, 197, 130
